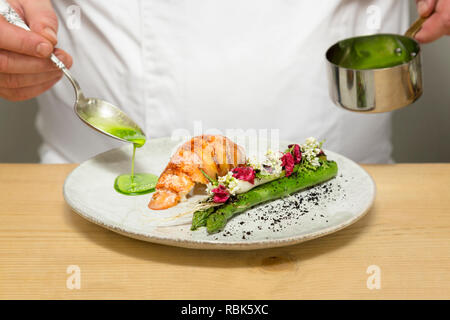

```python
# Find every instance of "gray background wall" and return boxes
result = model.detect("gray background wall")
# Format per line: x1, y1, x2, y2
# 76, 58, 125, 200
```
0, 5, 449, 163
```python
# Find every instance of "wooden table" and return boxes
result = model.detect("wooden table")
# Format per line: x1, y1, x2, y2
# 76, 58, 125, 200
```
0, 163, 449, 299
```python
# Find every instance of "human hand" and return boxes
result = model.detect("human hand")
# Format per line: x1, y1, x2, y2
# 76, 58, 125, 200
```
0, 0, 72, 101
415, 0, 450, 43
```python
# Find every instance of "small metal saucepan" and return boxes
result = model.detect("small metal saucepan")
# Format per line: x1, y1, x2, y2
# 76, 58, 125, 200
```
326, 16, 427, 113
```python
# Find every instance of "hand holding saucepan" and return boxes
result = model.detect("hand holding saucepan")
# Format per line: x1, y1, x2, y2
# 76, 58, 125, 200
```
415, 0, 450, 43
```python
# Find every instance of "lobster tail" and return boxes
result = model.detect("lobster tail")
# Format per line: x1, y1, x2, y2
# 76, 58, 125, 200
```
148, 135, 245, 210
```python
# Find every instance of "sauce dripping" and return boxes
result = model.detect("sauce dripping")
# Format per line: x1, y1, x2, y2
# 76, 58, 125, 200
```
86, 117, 158, 196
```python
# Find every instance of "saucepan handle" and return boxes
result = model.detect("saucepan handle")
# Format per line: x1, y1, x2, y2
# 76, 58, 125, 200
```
405, 17, 426, 38
404, 10, 433, 38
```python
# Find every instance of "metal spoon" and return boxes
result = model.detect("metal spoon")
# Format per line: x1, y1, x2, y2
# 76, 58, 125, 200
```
0, 0, 146, 143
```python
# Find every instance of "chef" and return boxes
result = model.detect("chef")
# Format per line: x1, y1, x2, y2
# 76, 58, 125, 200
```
0, 0, 448, 163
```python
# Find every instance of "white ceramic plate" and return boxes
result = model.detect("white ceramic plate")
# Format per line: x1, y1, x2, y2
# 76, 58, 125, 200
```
63, 137, 375, 250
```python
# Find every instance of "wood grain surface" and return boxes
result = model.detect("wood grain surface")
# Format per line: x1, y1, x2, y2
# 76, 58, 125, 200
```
0, 163, 449, 299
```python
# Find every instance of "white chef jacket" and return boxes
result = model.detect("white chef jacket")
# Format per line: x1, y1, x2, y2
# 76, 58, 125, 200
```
36, 0, 409, 163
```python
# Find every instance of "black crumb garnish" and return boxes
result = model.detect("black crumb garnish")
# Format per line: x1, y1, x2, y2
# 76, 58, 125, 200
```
225, 179, 347, 235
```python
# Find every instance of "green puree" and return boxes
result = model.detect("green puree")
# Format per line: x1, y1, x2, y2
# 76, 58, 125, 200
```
113, 144, 159, 196
86, 116, 158, 195
86, 117, 146, 147
114, 172, 158, 195
107, 127, 146, 147
334, 35, 418, 70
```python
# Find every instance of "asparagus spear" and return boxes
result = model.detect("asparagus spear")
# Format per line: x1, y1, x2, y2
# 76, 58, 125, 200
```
191, 207, 215, 230
203, 160, 338, 233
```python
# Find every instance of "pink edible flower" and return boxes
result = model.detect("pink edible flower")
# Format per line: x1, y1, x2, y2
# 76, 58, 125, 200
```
232, 166, 256, 184
288, 144, 302, 164
280, 152, 295, 177
211, 185, 230, 203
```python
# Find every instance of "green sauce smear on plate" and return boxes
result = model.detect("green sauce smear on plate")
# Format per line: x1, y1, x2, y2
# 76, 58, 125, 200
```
113, 143, 159, 196
87, 116, 158, 195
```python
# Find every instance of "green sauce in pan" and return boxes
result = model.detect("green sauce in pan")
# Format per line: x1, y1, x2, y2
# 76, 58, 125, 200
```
330, 34, 419, 70
86, 116, 158, 195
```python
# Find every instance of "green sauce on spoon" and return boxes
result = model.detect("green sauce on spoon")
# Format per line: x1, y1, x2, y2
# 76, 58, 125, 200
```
86, 116, 147, 147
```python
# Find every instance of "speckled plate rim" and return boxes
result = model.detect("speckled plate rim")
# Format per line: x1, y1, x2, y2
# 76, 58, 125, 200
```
63, 140, 376, 251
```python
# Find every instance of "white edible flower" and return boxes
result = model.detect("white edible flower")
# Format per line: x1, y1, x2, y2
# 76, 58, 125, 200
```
217, 171, 232, 185
301, 137, 322, 167
305, 137, 317, 146
217, 171, 240, 195
260, 149, 283, 177
311, 157, 320, 167
205, 182, 215, 195
246, 156, 262, 171
227, 177, 240, 195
